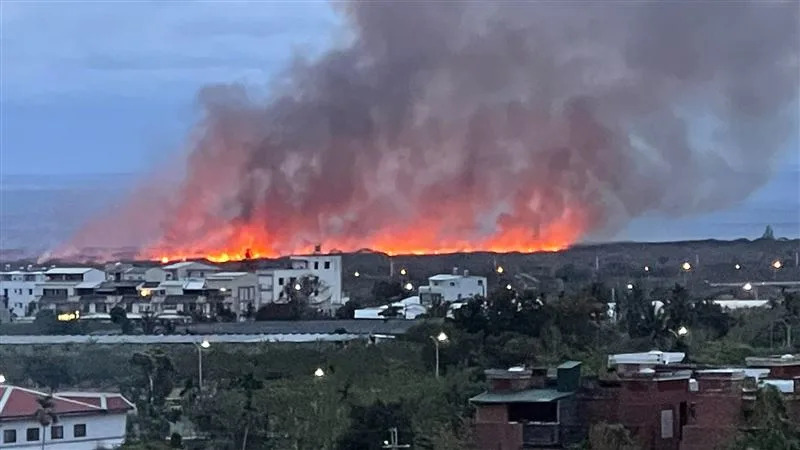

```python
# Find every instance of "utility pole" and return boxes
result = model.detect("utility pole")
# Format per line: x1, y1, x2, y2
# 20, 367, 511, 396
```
381, 427, 410, 449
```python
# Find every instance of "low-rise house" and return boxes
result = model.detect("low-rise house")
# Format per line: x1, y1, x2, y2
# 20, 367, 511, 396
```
471, 362, 582, 449
418, 269, 487, 306
0, 384, 134, 449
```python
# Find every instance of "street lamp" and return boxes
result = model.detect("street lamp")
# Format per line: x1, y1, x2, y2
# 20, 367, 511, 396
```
294, 283, 302, 291
314, 367, 325, 378
430, 332, 448, 379
773, 260, 783, 270
0, 374, 6, 384
354, 271, 360, 278
404, 282, 413, 291
734, 264, 741, 270
626, 283, 634, 291
496, 266, 504, 274
743, 282, 758, 300
644, 266, 650, 273
505, 283, 513, 290
668, 326, 689, 338
195, 339, 210, 390
400, 268, 407, 276
681, 262, 692, 271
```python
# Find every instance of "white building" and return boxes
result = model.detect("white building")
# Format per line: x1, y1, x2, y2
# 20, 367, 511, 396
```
258, 254, 344, 313
0, 384, 134, 449
204, 272, 259, 317
105, 264, 167, 283
162, 261, 220, 280
0, 271, 45, 318
417, 269, 487, 305
36, 268, 106, 299
354, 296, 428, 320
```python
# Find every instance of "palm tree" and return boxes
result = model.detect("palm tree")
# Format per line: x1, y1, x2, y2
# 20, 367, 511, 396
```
34, 394, 57, 450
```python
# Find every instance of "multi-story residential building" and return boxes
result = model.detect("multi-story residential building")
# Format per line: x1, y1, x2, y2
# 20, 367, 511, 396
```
0, 271, 45, 318
105, 263, 167, 283
258, 254, 344, 314
35, 268, 106, 314
0, 384, 134, 449
204, 272, 259, 317
418, 269, 487, 306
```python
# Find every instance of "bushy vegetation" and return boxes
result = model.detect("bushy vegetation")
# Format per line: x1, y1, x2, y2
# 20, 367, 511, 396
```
3, 281, 800, 448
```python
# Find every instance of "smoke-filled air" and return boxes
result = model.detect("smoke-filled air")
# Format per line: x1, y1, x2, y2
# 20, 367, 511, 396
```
53, 1, 799, 262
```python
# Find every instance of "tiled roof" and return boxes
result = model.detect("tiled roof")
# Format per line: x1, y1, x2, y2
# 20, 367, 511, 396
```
0, 385, 134, 420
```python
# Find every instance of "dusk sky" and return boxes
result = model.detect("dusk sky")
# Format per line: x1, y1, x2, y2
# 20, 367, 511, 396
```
1, 1, 798, 243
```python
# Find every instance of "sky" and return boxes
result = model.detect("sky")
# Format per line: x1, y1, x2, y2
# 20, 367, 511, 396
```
0, 1, 798, 243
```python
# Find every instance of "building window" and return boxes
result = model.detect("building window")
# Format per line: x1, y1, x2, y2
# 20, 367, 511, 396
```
28, 289, 33, 295
478, 279, 483, 285
278, 277, 284, 286
449, 282, 455, 286
26, 428, 39, 441
2, 289, 7, 297
73, 424, 86, 438
314, 261, 319, 270
51, 425, 64, 440
324, 261, 331, 269
3, 429, 16, 443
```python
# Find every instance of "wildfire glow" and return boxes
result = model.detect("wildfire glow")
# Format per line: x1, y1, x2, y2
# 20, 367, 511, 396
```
146, 208, 586, 263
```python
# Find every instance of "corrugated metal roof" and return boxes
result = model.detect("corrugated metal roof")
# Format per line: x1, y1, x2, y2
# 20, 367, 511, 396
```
75, 280, 104, 289
163, 262, 218, 270
558, 361, 581, 369
183, 280, 205, 290
470, 389, 573, 404
208, 272, 250, 278
45, 268, 95, 275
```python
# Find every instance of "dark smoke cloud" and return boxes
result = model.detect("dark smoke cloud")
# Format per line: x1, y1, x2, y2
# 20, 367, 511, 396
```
59, 0, 800, 258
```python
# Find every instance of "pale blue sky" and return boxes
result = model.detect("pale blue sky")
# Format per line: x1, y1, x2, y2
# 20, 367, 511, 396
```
0, 1, 798, 243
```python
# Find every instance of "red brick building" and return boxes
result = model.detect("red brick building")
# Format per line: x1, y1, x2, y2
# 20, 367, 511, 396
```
470, 362, 582, 449
472, 352, 800, 450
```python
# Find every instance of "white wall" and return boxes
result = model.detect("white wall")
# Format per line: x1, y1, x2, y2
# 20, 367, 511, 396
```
0, 413, 127, 449
144, 268, 167, 283
259, 257, 343, 309
0, 273, 44, 317
81, 269, 107, 284
419, 275, 487, 304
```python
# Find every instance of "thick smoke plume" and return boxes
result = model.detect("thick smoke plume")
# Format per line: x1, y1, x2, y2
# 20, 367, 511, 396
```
58, 1, 799, 261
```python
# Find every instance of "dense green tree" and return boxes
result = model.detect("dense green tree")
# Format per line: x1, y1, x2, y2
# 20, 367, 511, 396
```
336, 400, 412, 450
111, 306, 133, 334
729, 386, 800, 449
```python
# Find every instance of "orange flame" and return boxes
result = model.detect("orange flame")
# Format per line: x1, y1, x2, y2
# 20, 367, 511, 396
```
146, 206, 586, 263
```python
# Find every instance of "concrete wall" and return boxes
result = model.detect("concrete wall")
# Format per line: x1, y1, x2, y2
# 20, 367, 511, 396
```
474, 422, 522, 450
0, 413, 127, 449
0, 273, 44, 317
